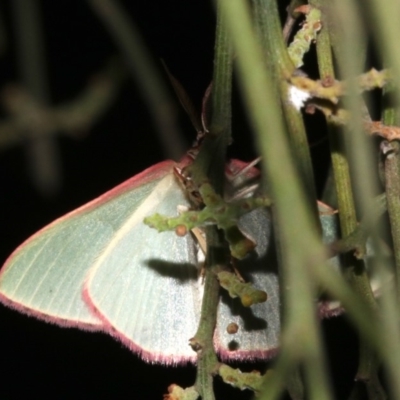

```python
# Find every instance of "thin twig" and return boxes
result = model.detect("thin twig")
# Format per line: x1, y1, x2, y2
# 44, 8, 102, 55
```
0, 60, 127, 150
88, 0, 186, 160
12, 0, 60, 195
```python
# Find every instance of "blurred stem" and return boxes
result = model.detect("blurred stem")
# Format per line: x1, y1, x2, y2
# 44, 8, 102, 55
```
220, 1, 332, 399
192, 4, 233, 398
191, 0, 233, 193
313, 1, 383, 395
310, 0, 357, 236
253, 0, 319, 226
368, 3, 400, 398
322, 167, 337, 208
88, 0, 185, 160
366, 0, 400, 106
286, 366, 304, 400
253, 1, 319, 393
252, 0, 294, 78
12, 0, 61, 195
0, 59, 126, 150
260, 345, 302, 400
382, 96, 400, 301
0, 6, 7, 55
383, 140, 400, 297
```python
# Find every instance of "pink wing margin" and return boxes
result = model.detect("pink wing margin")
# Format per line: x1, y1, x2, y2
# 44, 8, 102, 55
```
0, 160, 179, 332
1, 157, 275, 364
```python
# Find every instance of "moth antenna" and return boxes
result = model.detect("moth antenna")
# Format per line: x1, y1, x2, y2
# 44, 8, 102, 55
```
228, 156, 262, 184
224, 158, 262, 202
191, 226, 207, 256
161, 60, 203, 135
229, 183, 260, 202
200, 82, 212, 135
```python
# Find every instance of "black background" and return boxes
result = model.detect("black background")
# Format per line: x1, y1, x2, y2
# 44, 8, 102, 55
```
0, 1, 360, 399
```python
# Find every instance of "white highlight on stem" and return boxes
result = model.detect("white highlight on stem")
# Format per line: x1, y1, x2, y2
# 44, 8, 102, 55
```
288, 84, 311, 110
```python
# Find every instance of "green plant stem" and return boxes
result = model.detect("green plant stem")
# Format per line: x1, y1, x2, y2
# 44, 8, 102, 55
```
252, 0, 322, 396
190, 0, 232, 193
381, 99, 400, 400
191, 4, 233, 398
310, 0, 357, 238
253, 0, 319, 226
252, 0, 294, 78
282, 94, 319, 219
260, 344, 302, 400
383, 141, 400, 297
331, 194, 387, 257
308, 0, 345, 228
383, 97, 400, 300
366, 0, 400, 107
285, 365, 304, 400
368, 2, 400, 397
311, 2, 334, 80
87, 0, 185, 160
312, 1, 384, 395
209, 27, 232, 141
220, 1, 333, 398
193, 231, 221, 400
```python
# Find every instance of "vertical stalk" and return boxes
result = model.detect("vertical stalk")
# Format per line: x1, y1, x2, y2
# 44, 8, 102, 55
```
193, 230, 221, 400
366, 1, 400, 398
252, 0, 319, 226
191, 3, 233, 399
88, 0, 186, 160
384, 142, 400, 285
190, 0, 233, 193
382, 95, 400, 301
311, 1, 385, 397
366, 0, 400, 107
220, 0, 332, 398
381, 82, 400, 400
12, 0, 61, 195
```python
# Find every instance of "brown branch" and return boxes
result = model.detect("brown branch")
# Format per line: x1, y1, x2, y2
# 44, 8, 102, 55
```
289, 68, 391, 104
0, 58, 127, 151
307, 102, 400, 141
366, 121, 400, 141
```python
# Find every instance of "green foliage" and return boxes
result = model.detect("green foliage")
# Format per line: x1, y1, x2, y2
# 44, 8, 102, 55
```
144, 181, 272, 259
168, 0, 400, 398
4, 0, 400, 398
126, 0, 400, 398
217, 271, 268, 307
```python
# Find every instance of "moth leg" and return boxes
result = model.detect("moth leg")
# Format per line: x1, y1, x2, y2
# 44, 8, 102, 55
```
230, 258, 245, 283
191, 226, 207, 282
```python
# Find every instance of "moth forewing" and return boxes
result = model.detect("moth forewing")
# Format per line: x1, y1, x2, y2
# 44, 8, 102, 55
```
0, 161, 182, 331
84, 171, 203, 364
0, 157, 279, 364
0, 202, 113, 329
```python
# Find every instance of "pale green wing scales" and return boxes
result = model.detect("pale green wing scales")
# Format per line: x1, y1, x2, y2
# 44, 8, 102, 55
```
84, 172, 202, 364
0, 158, 287, 364
0, 161, 176, 330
